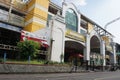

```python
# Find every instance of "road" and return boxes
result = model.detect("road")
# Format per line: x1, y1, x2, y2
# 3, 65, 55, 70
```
0, 71, 120, 80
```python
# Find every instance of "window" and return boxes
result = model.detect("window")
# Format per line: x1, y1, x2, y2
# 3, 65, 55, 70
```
47, 14, 52, 27
65, 9, 78, 32
48, 6, 58, 15
81, 19, 88, 30
80, 29, 86, 35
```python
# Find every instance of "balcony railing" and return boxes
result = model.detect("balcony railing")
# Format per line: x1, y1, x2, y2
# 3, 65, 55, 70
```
0, 9, 25, 27
0, 44, 18, 51
9, 13, 25, 27
38, 50, 48, 55
0, 0, 27, 13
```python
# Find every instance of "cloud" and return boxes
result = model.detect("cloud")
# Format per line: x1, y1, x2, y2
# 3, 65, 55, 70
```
66, 0, 87, 6
78, 0, 87, 6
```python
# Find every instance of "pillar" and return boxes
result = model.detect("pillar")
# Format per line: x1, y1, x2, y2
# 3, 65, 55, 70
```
100, 41, 106, 66
113, 43, 117, 64
84, 34, 90, 61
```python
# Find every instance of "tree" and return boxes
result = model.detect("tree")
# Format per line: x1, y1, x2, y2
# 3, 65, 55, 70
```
17, 40, 40, 60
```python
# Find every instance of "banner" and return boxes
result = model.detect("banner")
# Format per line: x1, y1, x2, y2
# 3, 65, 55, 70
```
21, 30, 49, 48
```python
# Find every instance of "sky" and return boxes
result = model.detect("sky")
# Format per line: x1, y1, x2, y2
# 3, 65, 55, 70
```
51, 0, 120, 44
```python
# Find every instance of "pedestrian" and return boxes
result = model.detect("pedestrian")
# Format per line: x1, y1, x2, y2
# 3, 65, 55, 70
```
69, 58, 78, 73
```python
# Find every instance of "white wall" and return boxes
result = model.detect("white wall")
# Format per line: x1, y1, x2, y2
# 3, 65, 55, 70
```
50, 15, 65, 62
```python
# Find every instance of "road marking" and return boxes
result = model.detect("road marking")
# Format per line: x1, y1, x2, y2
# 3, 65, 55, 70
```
94, 75, 120, 80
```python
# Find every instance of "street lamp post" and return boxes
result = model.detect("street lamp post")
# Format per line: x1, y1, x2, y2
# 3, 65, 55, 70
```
104, 16, 120, 69
104, 17, 120, 30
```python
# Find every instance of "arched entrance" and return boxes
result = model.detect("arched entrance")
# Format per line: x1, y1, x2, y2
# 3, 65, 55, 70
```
90, 36, 102, 67
64, 41, 84, 66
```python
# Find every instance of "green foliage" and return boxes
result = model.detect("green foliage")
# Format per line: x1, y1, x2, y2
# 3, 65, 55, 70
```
17, 40, 40, 59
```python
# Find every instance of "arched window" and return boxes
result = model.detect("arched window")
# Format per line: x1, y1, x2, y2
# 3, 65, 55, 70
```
65, 9, 78, 32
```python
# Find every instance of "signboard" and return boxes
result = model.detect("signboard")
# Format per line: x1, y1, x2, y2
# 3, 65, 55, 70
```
21, 30, 49, 48
65, 29, 85, 42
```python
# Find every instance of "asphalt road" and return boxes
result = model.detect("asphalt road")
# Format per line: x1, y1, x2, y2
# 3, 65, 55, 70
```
0, 71, 120, 80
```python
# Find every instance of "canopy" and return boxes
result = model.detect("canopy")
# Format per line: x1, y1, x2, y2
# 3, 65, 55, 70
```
21, 30, 49, 48
70, 53, 83, 58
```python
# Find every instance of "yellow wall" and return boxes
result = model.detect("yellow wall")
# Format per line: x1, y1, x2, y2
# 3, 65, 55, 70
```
36, 0, 49, 8
24, 0, 50, 32
24, 22, 33, 31
25, 8, 34, 21
27, 0, 36, 8
24, 22, 44, 32
34, 8, 48, 20
31, 22, 45, 32
88, 22, 93, 33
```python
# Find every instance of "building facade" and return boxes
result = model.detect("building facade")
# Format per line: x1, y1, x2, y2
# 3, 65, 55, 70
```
47, 1, 117, 67
0, 0, 117, 67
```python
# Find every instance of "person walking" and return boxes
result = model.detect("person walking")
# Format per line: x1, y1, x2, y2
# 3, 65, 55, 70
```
69, 58, 78, 73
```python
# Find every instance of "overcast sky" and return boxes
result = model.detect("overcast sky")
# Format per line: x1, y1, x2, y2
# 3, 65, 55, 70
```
51, 0, 120, 44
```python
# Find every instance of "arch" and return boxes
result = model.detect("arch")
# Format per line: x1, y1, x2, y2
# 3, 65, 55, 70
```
65, 37, 85, 46
64, 40, 85, 63
62, 3, 80, 32
62, 3, 79, 18
65, 40, 85, 49
90, 35, 100, 53
90, 30, 103, 66
89, 30, 102, 43
65, 8, 78, 32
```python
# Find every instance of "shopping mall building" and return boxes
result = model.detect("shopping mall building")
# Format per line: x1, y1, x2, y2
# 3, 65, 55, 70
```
0, 0, 117, 67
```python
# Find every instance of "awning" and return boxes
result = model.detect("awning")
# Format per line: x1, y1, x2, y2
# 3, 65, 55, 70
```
70, 53, 83, 58
21, 30, 49, 48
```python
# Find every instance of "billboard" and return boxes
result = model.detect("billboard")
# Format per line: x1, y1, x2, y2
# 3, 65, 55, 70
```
21, 30, 49, 48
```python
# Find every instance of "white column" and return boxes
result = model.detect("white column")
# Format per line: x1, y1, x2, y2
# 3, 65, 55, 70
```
78, 13, 81, 33
50, 15, 65, 62
113, 43, 117, 64
84, 34, 90, 61
101, 41, 106, 66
